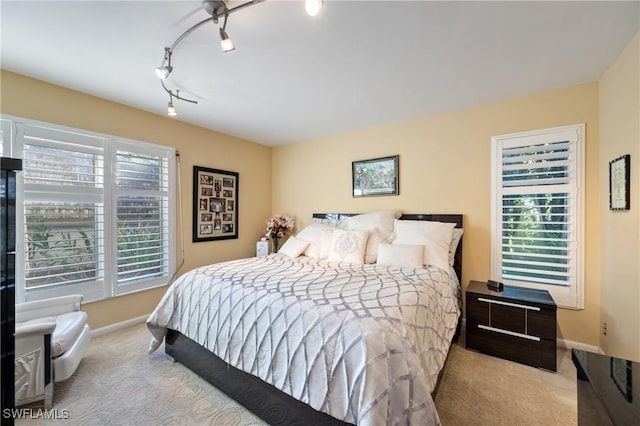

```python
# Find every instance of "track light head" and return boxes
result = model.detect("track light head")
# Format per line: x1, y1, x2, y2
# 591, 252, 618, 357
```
167, 101, 177, 116
155, 65, 173, 80
305, 0, 323, 17
219, 28, 235, 52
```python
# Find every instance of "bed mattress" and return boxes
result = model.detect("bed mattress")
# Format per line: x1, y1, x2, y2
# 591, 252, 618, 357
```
147, 254, 460, 425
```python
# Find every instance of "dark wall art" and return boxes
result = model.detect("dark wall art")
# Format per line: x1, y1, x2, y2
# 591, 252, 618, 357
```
193, 166, 238, 242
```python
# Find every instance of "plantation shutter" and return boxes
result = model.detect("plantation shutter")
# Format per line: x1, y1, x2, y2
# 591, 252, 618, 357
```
113, 141, 172, 294
7, 114, 176, 303
492, 125, 584, 309
0, 119, 11, 157
19, 123, 107, 301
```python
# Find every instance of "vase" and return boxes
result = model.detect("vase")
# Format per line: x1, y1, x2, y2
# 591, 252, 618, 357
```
272, 237, 280, 254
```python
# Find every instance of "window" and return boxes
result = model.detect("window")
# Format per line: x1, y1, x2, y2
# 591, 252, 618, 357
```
491, 124, 584, 309
2, 115, 175, 303
0, 119, 11, 157
114, 143, 172, 295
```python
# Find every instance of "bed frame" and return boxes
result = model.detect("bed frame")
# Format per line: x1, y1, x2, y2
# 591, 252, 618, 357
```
165, 213, 463, 426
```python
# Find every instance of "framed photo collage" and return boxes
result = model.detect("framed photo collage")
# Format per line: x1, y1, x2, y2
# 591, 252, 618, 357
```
193, 166, 239, 242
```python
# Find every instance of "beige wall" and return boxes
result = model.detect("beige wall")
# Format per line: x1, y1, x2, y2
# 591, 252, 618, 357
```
599, 33, 640, 361
4, 38, 637, 351
273, 82, 602, 347
0, 70, 272, 329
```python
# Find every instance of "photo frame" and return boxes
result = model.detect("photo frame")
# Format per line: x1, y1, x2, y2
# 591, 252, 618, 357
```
609, 154, 630, 210
352, 155, 399, 197
193, 166, 238, 242
611, 357, 633, 403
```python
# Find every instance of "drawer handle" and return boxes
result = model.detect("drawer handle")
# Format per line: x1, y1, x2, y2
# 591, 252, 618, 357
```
477, 297, 540, 311
478, 324, 541, 342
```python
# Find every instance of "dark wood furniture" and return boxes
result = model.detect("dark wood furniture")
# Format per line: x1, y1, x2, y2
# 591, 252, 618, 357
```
465, 280, 557, 371
1, 158, 21, 426
572, 349, 639, 425
165, 213, 464, 425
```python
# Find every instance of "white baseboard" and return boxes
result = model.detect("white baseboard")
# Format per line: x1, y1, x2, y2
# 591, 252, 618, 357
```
557, 338, 603, 354
91, 314, 149, 337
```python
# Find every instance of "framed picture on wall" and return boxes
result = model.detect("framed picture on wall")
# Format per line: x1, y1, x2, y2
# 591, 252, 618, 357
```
609, 154, 630, 210
352, 155, 399, 197
193, 166, 239, 242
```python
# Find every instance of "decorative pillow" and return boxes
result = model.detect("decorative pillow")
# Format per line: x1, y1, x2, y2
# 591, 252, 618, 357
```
327, 229, 369, 264
377, 243, 424, 268
392, 220, 455, 272
296, 224, 336, 259
345, 210, 402, 242
363, 229, 386, 264
278, 236, 310, 258
449, 228, 464, 267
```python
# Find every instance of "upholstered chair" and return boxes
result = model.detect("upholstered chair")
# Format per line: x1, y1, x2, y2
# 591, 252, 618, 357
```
14, 295, 91, 408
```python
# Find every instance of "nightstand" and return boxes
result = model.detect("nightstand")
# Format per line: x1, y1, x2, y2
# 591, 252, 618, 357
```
465, 280, 557, 371
256, 239, 269, 257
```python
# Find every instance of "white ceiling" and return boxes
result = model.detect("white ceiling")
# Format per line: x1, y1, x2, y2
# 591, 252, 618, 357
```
1, 1, 638, 146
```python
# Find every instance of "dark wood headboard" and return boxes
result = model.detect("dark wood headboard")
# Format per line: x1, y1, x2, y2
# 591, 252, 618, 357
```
312, 213, 463, 283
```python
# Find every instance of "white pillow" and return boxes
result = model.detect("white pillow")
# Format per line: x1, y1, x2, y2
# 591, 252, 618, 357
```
449, 228, 463, 267
327, 229, 369, 264
363, 229, 386, 264
377, 243, 424, 268
296, 223, 335, 259
345, 210, 402, 242
392, 220, 455, 272
278, 236, 310, 258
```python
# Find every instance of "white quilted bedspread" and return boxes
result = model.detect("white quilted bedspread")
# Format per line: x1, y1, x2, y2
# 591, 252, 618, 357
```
146, 254, 460, 425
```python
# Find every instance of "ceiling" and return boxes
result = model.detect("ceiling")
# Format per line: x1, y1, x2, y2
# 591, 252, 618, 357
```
1, 1, 638, 147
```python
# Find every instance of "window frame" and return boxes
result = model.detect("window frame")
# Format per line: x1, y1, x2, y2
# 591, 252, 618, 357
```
111, 139, 175, 297
2, 114, 175, 303
491, 124, 585, 309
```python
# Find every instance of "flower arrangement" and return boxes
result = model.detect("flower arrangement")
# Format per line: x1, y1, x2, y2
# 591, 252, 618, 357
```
265, 214, 295, 252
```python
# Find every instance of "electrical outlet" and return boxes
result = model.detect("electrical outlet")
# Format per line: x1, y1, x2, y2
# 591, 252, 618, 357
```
603, 322, 607, 336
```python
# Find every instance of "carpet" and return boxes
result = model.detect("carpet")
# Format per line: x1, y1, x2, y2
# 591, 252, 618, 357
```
15, 323, 576, 425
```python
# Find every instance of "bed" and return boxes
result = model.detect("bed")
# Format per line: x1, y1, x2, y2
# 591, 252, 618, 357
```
147, 212, 463, 425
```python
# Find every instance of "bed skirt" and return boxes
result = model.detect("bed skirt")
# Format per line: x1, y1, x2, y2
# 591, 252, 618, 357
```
165, 329, 354, 426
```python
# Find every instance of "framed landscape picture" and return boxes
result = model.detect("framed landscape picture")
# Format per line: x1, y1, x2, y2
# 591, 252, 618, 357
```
352, 155, 399, 197
193, 166, 238, 242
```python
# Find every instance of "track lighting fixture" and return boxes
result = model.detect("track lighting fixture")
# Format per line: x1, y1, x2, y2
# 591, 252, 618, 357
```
155, 48, 173, 80
162, 80, 197, 116
156, 66, 172, 80
219, 14, 235, 52
167, 102, 177, 117
156, 0, 322, 113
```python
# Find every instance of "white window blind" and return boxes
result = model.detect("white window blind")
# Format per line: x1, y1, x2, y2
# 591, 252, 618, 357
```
20, 123, 107, 301
1, 119, 12, 157
114, 143, 171, 294
4, 115, 175, 303
491, 125, 584, 309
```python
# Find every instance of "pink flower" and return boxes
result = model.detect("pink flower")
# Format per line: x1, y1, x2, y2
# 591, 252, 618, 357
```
265, 214, 294, 240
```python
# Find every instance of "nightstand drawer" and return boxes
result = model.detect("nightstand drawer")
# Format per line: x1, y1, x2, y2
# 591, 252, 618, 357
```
527, 307, 556, 341
467, 320, 556, 371
467, 293, 555, 341
465, 280, 557, 371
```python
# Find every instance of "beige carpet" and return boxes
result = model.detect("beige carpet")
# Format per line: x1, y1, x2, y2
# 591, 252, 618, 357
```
16, 323, 576, 425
